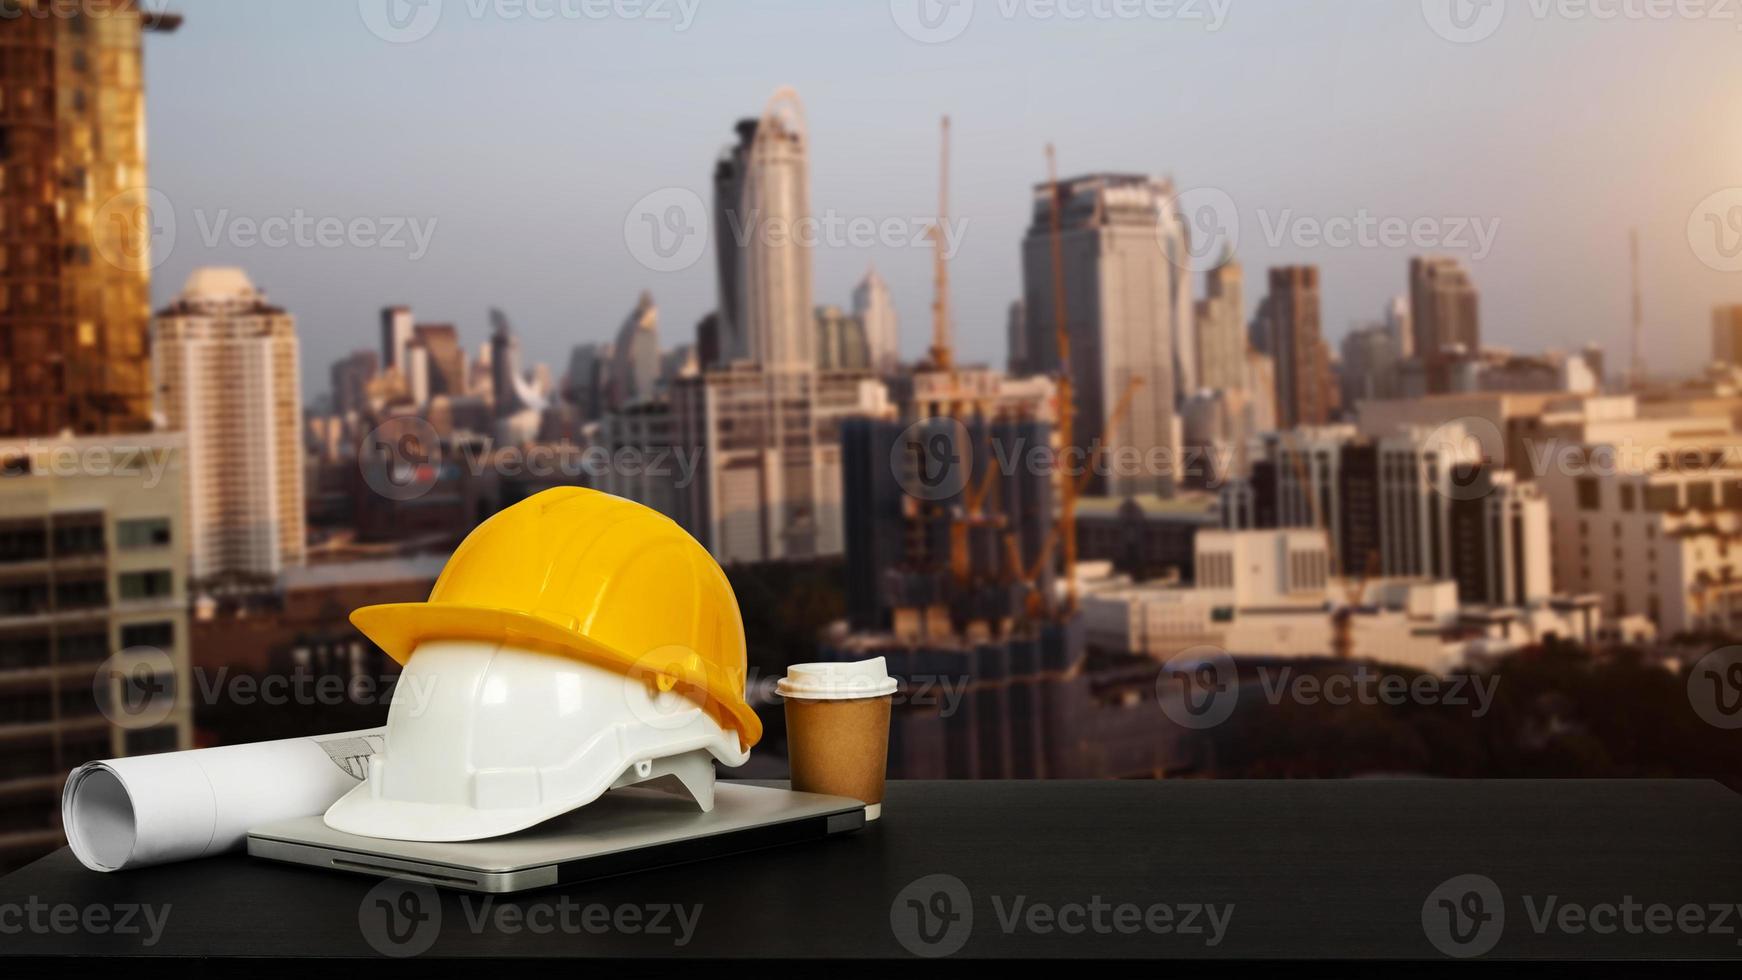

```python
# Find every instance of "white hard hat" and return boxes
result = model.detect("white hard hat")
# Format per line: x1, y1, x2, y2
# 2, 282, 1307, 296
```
324, 640, 747, 842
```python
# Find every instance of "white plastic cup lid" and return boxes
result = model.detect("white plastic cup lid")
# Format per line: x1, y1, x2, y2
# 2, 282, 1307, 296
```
776, 658, 898, 701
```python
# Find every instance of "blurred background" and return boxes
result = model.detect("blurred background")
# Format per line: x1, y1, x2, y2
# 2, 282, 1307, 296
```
3, 0, 1742, 873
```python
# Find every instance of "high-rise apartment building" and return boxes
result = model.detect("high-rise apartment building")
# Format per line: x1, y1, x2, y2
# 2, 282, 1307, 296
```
853, 266, 899, 374
0, 3, 180, 437
1410, 257, 1481, 391
1260, 266, 1334, 429
151, 268, 305, 585
1229, 423, 1550, 606
0, 432, 191, 872
1194, 257, 1246, 394
1021, 174, 1194, 496
609, 292, 661, 410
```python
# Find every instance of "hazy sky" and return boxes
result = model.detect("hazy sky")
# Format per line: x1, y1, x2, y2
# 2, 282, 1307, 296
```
139, 0, 1742, 398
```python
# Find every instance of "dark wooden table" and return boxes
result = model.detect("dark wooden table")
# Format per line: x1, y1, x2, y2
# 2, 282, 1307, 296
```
1, 780, 1739, 963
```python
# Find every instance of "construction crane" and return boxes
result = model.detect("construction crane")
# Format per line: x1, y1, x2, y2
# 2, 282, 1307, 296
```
928, 116, 955, 374
1007, 374, 1144, 619
1046, 144, 1080, 614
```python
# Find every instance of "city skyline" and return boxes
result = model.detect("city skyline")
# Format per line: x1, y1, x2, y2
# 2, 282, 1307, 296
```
132, 1, 1742, 397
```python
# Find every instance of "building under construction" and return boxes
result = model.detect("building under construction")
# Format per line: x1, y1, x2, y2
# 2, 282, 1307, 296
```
821, 120, 1191, 780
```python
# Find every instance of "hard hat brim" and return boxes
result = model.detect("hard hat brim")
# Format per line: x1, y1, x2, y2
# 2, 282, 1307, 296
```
351, 601, 764, 748
323, 777, 595, 843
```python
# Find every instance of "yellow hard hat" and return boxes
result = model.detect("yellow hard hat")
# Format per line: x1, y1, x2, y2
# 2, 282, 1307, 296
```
351, 487, 762, 749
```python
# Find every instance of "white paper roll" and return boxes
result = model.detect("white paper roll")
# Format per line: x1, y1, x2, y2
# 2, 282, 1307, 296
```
61, 729, 386, 872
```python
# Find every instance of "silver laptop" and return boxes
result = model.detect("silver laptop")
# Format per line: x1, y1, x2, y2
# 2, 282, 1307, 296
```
247, 783, 866, 894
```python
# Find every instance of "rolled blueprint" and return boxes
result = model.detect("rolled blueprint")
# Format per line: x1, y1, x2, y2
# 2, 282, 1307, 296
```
62, 729, 385, 872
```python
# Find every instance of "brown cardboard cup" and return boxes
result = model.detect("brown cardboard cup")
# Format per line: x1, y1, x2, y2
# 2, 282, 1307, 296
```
777, 659, 897, 820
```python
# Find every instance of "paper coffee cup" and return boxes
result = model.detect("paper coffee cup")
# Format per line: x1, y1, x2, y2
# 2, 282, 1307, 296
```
777, 659, 897, 820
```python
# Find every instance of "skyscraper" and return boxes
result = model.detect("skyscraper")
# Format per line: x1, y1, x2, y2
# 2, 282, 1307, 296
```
1195, 257, 1246, 393
1021, 174, 1194, 497
852, 265, 899, 374
1410, 256, 1481, 392
712, 119, 757, 365
1260, 266, 1333, 429
411, 323, 466, 398
379, 306, 414, 375
815, 306, 870, 372
0, 3, 180, 436
151, 268, 306, 586
609, 292, 661, 410
716, 88, 815, 371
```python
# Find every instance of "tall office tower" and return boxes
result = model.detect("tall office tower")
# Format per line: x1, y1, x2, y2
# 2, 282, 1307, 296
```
1261, 267, 1333, 429
563, 342, 607, 420
1194, 257, 1246, 393
712, 120, 757, 364
0, 432, 192, 873
1244, 349, 1277, 433
1410, 257, 1481, 391
1386, 295, 1413, 360
1006, 300, 1030, 376
1340, 323, 1400, 409
695, 313, 721, 372
815, 306, 870, 372
712, 89, 815, 370
853, 266, 899, 374
0, 3, 179, 437
489, 309, 544, 419
608, 292, 661, 411
1021, 174, 1193, 496
1713, 306, 1742, 368
151, 268, 306, 585
380, 306, 414, 375
412, 323, 466, 397
330, 350, 379, 417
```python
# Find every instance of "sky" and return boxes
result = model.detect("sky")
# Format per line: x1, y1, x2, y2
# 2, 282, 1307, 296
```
137, 0, 1742, 399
